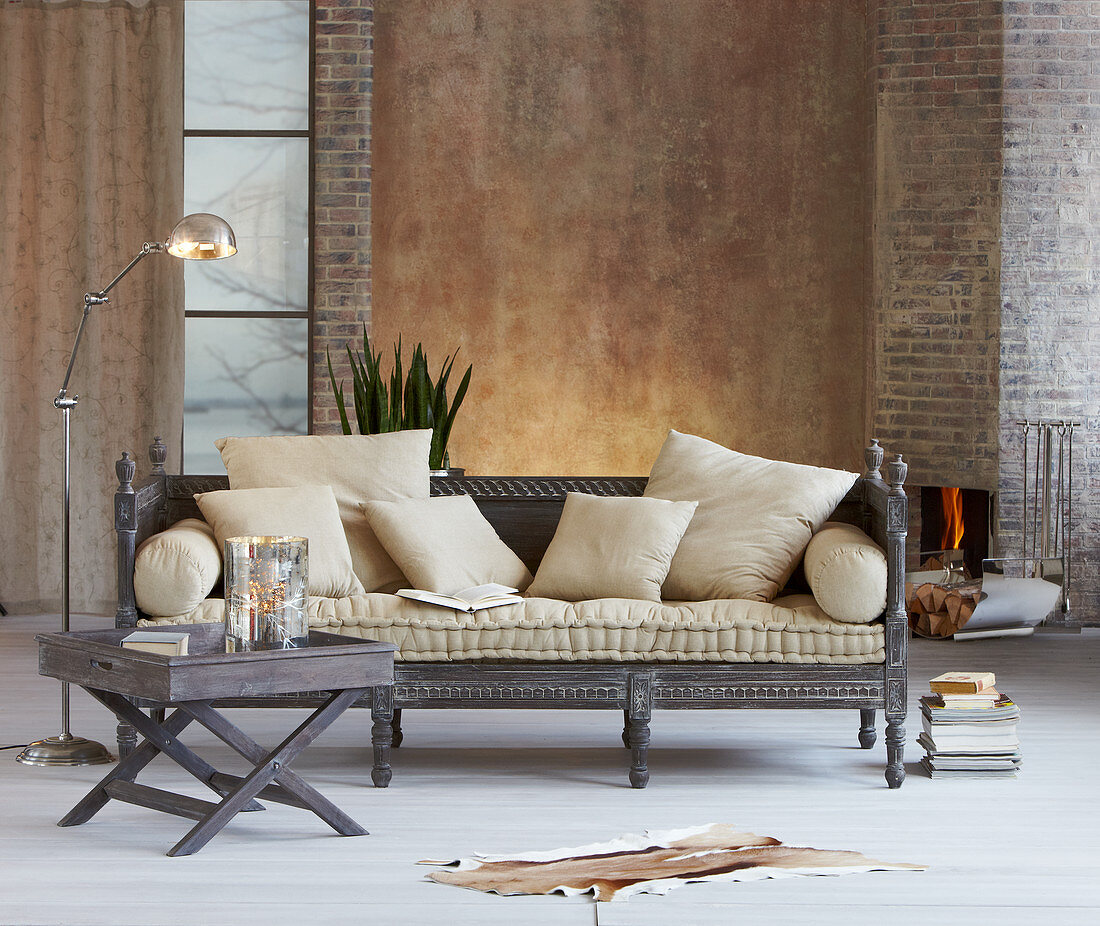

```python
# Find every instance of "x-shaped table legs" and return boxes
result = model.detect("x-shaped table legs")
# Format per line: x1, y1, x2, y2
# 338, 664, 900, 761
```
59, 686, 369, 856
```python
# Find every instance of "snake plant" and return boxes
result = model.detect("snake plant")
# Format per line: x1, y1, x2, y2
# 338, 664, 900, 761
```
327, 328, 472, 470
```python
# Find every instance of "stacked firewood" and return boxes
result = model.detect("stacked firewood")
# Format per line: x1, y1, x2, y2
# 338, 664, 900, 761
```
906, 558, 982, 638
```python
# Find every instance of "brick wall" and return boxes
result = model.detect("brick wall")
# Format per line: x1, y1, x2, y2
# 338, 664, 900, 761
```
312, 0, 373, 435
868, 0, 1096, 622
998, 1, 1098, 619
867, 0, 1003, 492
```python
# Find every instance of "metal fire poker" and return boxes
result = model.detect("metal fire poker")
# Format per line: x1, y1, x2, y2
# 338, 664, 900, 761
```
1017, 419, 1079, 620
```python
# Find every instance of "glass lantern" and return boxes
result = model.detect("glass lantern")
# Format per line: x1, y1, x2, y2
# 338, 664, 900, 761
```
224, 536, 308, 652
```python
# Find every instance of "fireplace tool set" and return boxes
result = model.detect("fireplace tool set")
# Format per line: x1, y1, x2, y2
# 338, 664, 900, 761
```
964, 419, 1078, 636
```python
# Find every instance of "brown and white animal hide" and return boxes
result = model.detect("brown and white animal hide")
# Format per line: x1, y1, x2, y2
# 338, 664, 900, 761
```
421, 823, 926, 902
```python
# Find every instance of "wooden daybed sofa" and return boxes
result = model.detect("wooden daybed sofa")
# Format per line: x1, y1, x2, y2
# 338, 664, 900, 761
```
112, 437, 910, 789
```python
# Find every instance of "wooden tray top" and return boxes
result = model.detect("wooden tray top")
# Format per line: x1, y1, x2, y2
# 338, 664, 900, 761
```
36, 623, 394, 703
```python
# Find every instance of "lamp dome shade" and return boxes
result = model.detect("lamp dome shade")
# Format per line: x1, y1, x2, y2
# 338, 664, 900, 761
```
166, 213, 237, 259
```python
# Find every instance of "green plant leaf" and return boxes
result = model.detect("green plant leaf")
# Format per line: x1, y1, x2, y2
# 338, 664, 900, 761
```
326, 348, 352, 435
428, 353, 456, 469
390, 337, 404, 429
405, 345, 432, 431
438, 362, 472, 465
365, 339, 390, 432
346, 344, 372, 435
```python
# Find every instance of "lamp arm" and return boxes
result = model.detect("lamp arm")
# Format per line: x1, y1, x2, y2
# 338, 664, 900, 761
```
55, 241, 165, 402
94, 240, 165, 301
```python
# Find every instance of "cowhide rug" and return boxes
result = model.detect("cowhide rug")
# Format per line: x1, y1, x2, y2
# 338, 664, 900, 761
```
421, 823, 925, 902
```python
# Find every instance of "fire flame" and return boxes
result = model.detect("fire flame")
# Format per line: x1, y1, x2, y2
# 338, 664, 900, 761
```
940, 487, 964, 550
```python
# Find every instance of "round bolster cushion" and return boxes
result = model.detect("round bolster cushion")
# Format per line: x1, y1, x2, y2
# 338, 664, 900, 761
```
134, 518, 222, 617
802, 521, 887, 624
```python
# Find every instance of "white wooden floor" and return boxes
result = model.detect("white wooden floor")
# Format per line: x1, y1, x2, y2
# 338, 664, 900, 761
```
1, 613, 1098, 926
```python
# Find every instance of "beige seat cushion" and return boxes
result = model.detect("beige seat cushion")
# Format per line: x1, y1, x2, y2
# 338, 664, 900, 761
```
644, 431, 858, 602
526, 494, 697, 602
134, 519, 222, 617
195, 485, 365, 599
361, 495, 533, 595
216, 431, 431, 592
803, 522, 887, 624
142, 593, 883, 664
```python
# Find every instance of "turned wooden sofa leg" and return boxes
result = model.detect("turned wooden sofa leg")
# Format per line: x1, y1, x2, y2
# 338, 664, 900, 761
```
626, 719, 650, 789
116, 703, 166, 757
885, 712, 905, 788
858, 709, 877, 748
371, 685, 394, 788
116, 720, 137, 758
626, 674, 653, 789
116, 708, 166, 759
391, 708, 404, 748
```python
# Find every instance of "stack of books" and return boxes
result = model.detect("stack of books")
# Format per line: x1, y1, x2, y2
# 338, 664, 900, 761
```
919, 671, 1021, 779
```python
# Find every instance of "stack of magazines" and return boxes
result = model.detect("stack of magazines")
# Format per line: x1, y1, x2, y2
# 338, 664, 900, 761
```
919, 672, 1021, 779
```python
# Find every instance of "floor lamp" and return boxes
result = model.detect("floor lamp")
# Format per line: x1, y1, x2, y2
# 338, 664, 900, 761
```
17, 213, 237, 767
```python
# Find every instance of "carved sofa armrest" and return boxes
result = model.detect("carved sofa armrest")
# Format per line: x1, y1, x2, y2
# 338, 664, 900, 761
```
859, 441, 910, 770
114, 441, 169, 628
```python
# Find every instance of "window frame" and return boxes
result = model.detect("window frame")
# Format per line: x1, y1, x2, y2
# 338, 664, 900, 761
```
181, 1, 315, 471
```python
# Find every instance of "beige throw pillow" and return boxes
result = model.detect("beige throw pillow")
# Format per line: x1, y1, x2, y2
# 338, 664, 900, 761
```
644, 431, 859, 602
803, 522, 887, 624
525, 493, 697, 602
215, 431, 431, 593
134, 518, 222, 617
361, 495, 533, 595
194, 485, 365, 599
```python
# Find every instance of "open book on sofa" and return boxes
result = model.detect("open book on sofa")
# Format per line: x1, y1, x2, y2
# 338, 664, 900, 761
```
396, 583, 522, 614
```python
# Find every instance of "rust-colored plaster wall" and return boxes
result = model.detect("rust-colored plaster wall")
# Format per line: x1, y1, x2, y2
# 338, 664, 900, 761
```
373, 0, 865, 475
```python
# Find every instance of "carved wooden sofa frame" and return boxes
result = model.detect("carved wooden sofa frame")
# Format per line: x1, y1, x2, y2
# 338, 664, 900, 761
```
113, 440, 909, 788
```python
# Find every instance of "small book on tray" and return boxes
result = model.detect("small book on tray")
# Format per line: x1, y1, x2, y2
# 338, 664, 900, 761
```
121, 631, 189, 656
396, 583, 523, 614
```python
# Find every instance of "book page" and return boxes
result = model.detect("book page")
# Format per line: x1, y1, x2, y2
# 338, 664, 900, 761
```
454, 584, 520, 605
396, 589, 469, 610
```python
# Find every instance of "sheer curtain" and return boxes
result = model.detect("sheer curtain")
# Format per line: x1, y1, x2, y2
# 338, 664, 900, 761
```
0, 0, 184, 613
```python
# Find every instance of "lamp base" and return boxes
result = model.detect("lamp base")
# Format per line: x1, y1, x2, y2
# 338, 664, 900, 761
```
16, 734, 114, 767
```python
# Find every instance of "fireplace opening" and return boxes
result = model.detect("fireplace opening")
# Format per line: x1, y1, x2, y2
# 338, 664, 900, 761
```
919, 487, 992, 579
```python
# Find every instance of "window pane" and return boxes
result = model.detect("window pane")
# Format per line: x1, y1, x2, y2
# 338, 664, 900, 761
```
184, 136, 308, 312
185, 0, 309, 131
184, 317, 309, 474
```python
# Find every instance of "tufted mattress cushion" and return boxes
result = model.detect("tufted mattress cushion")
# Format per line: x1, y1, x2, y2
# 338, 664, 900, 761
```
140, 594, 884, 664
